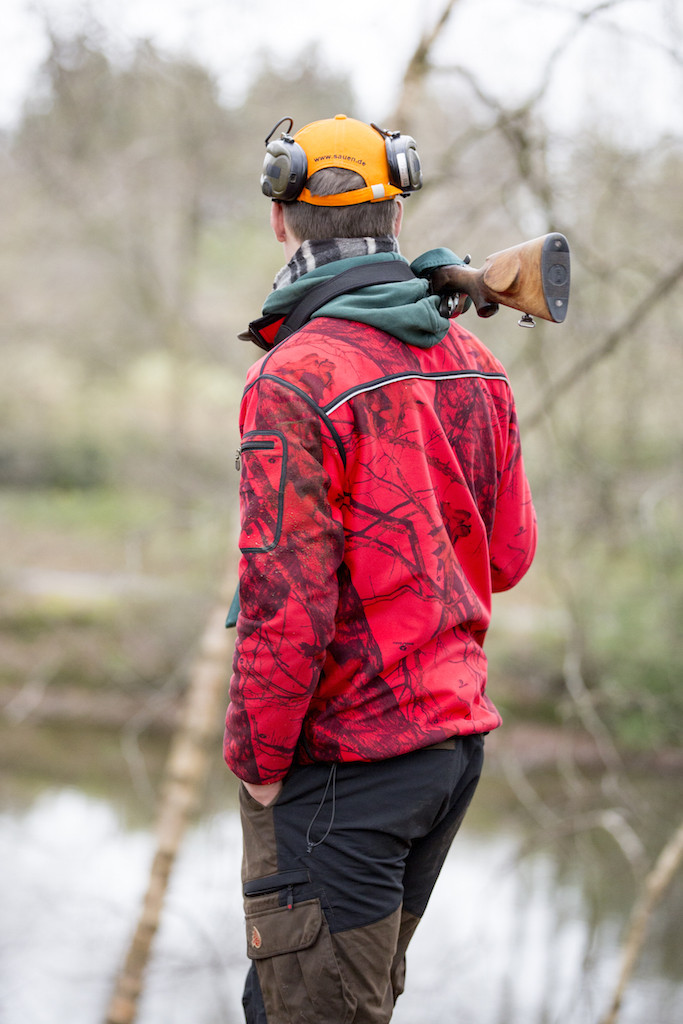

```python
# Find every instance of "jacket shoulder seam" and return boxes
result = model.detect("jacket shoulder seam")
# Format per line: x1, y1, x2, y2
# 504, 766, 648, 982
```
244, 373, 347, 468
324, 369, 510, 415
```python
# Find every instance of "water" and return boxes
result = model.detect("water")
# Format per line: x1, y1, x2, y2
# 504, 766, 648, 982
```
1, 761, 682, 1024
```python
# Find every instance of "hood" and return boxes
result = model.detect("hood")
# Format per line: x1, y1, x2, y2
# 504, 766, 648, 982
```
261, 252, 451, 350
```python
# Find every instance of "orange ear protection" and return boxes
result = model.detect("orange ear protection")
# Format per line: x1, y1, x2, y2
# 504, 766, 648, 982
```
260, 114, 423, 206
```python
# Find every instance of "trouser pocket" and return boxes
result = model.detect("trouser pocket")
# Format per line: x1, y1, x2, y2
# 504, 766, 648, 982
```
244, 894, 356, 1023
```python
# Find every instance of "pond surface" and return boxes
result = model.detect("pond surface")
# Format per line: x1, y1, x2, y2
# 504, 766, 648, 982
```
1, 737, 682, 1024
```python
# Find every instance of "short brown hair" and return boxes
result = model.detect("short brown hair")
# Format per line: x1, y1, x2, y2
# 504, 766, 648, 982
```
282, 167, 399, 241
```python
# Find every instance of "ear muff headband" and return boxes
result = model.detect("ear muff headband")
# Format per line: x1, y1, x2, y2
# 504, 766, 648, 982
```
260, 115, 423, 205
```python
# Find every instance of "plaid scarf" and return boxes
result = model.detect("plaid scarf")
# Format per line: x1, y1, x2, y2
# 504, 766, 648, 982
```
273, 236, 400, 290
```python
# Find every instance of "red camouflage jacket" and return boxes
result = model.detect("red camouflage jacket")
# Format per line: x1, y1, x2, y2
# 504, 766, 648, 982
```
224, 316, 536, 783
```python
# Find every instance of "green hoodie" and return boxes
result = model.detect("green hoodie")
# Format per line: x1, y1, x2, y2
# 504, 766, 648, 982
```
260, 248, 468, 350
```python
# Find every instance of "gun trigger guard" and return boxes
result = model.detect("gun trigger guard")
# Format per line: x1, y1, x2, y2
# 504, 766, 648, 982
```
439, 292, 469, 318
439, 293, 455, 317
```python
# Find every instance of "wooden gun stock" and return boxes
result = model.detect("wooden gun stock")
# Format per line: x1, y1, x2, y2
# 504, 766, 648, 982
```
429, 233, 570, 324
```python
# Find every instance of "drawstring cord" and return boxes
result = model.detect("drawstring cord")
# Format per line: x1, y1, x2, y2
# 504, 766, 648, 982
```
305, 763, 337, 854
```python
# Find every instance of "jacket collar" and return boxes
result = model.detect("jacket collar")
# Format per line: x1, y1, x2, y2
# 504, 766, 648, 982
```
240, 247, 468, 352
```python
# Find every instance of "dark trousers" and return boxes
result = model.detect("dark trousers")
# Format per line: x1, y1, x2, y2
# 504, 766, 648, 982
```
239, 734, 484, 1024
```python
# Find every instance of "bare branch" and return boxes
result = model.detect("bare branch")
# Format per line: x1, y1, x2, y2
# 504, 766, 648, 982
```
522, 255, 683, 429
520, 0, 683, 68
500, 752, 560, 829
517, 807, 649, 876
562, 643, 624, 777
425, 61, 557, 220
600, 817, 683, 1024
391, 0, 463, 126
429, 0, 681, 221
431, 0, 621, 119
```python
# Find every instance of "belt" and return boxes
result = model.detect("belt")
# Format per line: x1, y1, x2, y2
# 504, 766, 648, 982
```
424, 738, 458, 751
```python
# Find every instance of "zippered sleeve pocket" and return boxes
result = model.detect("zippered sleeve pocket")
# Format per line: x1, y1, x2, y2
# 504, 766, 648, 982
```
238, 430, 287, 553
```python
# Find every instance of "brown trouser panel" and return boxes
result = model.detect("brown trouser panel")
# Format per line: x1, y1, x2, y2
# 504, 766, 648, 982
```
244, 902, 417, 1024
239, 736, 484, 1023
245, 892, 357, 1022
330, 906, 421, 1022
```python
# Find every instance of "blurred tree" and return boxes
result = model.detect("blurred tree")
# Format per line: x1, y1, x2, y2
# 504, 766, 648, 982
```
2, 27, 357, 500
390, 7, 683, 1017
390, 0, 683, 755
15, 34, 228, 365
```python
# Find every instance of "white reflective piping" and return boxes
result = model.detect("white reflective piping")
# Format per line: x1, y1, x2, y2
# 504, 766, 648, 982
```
325, 371, 509, 415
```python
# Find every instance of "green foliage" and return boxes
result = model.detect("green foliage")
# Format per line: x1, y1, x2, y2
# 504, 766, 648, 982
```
589, 540, 683, 748
0, 435, 110, 489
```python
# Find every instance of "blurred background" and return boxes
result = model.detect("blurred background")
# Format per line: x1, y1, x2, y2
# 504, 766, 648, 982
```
1, 1, 682, 1022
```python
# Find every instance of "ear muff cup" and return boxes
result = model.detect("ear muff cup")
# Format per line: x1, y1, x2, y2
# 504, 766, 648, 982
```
384, 135, 422, 193
260, 138, 308, 201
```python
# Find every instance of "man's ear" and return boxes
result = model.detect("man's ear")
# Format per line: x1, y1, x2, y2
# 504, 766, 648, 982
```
271, 200, 303, 260
393, 199, 404, 238
270, 201, 287, 243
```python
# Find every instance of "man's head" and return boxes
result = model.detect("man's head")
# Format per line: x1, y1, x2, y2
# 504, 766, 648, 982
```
261, 114, 422, 251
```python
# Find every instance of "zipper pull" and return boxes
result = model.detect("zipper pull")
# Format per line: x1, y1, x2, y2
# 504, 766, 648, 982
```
235, 447, 241, 471
287, 885, 294, 910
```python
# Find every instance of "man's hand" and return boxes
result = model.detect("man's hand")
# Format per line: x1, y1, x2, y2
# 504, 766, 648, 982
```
243, 780, 283, 806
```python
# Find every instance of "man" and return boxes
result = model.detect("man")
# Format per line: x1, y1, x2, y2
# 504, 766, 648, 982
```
224, 114, 536, 1024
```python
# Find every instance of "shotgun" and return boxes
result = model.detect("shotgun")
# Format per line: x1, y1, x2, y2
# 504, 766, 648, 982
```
427, 232, 570, 327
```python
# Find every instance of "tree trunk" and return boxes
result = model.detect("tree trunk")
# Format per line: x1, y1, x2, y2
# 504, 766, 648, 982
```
600, 817, 683, 1024
391, 0, 462, 128
104, 572, 236, 1024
